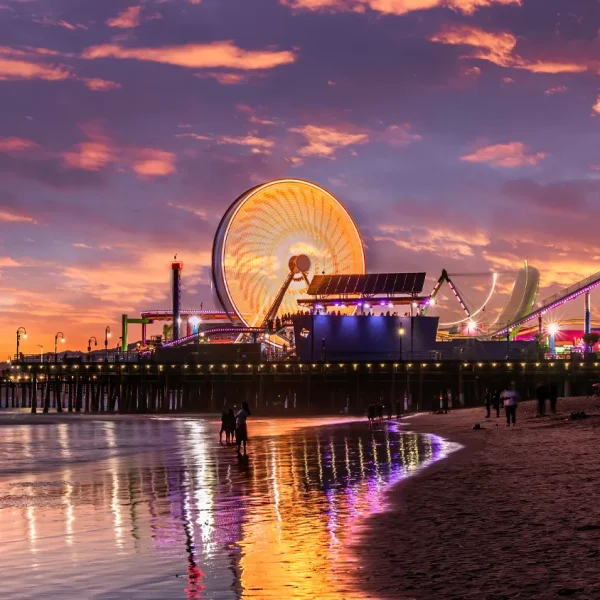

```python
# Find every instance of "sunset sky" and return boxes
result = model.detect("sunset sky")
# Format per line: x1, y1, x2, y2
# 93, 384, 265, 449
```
1, 0, 599, 355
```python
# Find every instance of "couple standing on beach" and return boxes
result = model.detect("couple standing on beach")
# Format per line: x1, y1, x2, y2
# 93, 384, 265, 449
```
485, 384, 518, 426
535, 383, 558, 417
220, 402, 251, 454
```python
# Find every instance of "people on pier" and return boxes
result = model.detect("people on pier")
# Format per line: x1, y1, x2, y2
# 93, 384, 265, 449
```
235, 401, 251, 455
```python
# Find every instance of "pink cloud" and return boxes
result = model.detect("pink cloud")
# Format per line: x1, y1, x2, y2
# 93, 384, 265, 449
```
0, 47, 72, 82
431, 25, 593, 75
0, 137, 38, 152
217, 135, 274, 154
0, 210, 36, 224
82, 41, 297, 71
62, 126, 117, 171
235, 104, 277, 125
430, 25, 517, 67
375, 224, 489, 258
130, 149, 176, 178
290, 124, 369, 158
282, 0, 519, 15
461, 142, 547, 168
448, 0, 520, 13
377, 124, 422, 147
80, 77, 122, 91
545, 85, 567, 95
593, 95, 600, 115
34, 16, 88, 30
106, 6, 142, 29
195, 71, 250, 85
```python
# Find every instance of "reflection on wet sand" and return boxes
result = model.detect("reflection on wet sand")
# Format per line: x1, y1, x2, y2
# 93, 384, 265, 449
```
0, 417, 456, 599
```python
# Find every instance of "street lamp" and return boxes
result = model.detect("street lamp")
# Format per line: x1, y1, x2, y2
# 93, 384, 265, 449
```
189, 315, 201, 334
105, 326, 111, 357
88, 336, 98, 360
54, 331, 65, 362
398, 327, 405, 360
16, 327, 27, 360
547, 323, 560, 355
37, 344, 44, 362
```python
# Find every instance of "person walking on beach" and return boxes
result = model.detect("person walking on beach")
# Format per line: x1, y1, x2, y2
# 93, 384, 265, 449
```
492, 388, 501, 418
235, 401, 251, 455
367, 404, 376, 429
226, 409, 236, 444
535, 383, 547, 417
484, 388, 491, 418
501, 382, 518, 426
220, 405, 229, 444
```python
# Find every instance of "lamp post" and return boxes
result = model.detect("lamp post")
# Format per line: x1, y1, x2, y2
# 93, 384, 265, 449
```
104, 326, 111, 359
398, 326, 405, 361
88, 336, 98, 361
547, 323, 559, 356
16, 327, 27, 361
37, 344, 43, 362
54, 331, 65, 363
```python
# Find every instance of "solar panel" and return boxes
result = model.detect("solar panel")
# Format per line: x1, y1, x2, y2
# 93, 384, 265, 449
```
413, 272, 426, 292
381, 273, 398, 294
392, 273, 406, 293
307, 275, 324, 295
328, 275, 342, 294
306, 273, 426, 295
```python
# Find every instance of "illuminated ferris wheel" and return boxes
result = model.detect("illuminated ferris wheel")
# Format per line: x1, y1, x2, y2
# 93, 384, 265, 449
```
212, 179, 366, 328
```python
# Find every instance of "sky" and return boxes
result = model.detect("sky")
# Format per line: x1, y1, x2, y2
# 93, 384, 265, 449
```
1, 0, 599, 355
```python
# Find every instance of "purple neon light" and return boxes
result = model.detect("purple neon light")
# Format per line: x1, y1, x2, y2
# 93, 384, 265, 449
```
141, 309, 232, 317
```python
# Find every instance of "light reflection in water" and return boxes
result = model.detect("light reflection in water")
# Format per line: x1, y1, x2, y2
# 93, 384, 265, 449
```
0, 417, 458, 600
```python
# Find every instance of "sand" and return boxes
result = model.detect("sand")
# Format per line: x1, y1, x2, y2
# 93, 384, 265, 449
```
354, 396, 600, 600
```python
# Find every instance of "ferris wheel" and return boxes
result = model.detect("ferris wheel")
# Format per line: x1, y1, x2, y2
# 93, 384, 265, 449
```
212, 179, 366, 328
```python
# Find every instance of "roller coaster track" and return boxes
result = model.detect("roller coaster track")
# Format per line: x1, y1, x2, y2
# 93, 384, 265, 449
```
158, 326, 266, 350
492, 269, 600, 337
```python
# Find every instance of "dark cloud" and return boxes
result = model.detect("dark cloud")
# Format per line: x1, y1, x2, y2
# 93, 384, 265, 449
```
0, 153, 107, 189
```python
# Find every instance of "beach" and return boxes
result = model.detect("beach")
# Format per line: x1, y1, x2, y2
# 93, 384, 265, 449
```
356, 396, 600, 600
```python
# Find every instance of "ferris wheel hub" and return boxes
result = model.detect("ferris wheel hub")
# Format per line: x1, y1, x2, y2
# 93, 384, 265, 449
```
288, 254, 311, 274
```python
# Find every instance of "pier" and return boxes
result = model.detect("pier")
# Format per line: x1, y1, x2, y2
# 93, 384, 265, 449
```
3, 358, 598, 415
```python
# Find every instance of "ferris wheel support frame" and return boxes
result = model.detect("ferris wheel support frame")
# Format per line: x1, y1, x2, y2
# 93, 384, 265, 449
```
260, 254, 311, 328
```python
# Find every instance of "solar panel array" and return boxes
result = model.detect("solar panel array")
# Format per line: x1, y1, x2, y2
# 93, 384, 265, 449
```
307, 273, 426, 296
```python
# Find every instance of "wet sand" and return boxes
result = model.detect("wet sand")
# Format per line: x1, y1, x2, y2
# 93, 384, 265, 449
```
0, 411, 458, 599
356, 396, 600, 600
